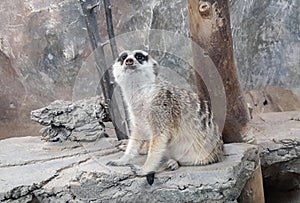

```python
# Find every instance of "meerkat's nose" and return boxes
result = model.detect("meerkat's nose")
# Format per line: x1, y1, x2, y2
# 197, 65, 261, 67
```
125, 58, 134, 66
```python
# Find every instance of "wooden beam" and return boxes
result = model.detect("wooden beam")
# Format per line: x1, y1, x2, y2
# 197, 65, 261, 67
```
80, 0, 128, 140
103, 0, 118, 59
187, 0, 251, 142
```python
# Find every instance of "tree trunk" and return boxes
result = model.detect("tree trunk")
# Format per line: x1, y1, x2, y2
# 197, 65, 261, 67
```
187, 0, 251, 142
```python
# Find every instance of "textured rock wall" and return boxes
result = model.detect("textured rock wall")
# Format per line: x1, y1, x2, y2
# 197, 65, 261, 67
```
230, 0, 300, 90
0, 0, 90, 138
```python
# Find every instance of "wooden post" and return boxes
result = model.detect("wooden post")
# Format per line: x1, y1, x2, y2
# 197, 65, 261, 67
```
103, 0, 130, 137
80, 0, 128, 140
187, 0, 251, 142
238, 163, 265, 203
103, 0, 118, 59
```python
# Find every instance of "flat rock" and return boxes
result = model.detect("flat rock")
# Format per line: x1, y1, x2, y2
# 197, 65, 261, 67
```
0, 136, 259, 203
251, 111, 300, 166
251, 111, 300, 203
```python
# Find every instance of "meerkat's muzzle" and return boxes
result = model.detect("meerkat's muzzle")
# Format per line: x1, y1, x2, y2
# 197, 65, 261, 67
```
125, 58, 134, 66
125, 58, 137, 70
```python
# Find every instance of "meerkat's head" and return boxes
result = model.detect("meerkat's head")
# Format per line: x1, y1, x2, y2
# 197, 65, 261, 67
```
112, 50, 158, 85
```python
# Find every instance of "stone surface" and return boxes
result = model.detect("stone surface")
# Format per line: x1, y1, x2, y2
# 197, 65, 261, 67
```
251, 111, 300, 203
0, 136, 259, 202
245, 86, 300, 115
31, 97, 107, 142
251, 111, 300, 166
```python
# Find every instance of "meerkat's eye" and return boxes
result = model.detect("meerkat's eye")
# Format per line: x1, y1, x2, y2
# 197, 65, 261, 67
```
118, 53, 128, 64
121, 54, 127, 60
134, 52, 148, 64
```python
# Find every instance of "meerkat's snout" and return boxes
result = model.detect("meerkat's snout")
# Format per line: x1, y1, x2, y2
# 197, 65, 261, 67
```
124, 56, 136, 70
125, 58, 134, 66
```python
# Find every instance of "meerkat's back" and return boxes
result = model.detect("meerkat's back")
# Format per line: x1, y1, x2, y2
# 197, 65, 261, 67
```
148, 82, 223, 166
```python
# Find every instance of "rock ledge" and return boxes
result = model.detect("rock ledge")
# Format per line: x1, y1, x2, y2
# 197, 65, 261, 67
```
0, 136, 258, 203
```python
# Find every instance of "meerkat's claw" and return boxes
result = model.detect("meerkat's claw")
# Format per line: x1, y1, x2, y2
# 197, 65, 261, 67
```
128, 164, 139, 173
129, 165, 144, 176
166, 159, 179, 171
106, 159, 129, 166
106, 160, 119, 166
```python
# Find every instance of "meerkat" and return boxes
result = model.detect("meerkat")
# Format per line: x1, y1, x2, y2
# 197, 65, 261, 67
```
107, 50, 224, 178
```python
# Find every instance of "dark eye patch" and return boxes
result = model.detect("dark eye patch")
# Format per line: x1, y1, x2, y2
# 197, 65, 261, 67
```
118, 53, 128, 65
134, 52, 148, 64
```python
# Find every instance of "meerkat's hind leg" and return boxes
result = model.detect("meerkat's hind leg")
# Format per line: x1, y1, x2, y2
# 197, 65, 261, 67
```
135, 134, 169, 176
107, 138, 143, 166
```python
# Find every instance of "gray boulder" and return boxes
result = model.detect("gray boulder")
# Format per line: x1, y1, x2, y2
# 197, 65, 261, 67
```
31, 97, 108, 142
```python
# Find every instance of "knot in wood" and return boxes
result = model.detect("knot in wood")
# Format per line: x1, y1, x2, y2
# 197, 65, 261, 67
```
198, 1, 211, 18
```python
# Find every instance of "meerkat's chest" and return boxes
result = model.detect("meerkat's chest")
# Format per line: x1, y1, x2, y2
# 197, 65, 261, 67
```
129, 92, 152, 117
125, 90, 154, 139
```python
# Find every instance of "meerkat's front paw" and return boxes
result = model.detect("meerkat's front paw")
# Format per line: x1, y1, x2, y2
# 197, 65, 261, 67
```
106, 158, 130, 166
106, 154, 133, 166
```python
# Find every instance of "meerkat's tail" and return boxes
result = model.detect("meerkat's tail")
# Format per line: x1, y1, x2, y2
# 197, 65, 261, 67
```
146, 173, 155, 185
